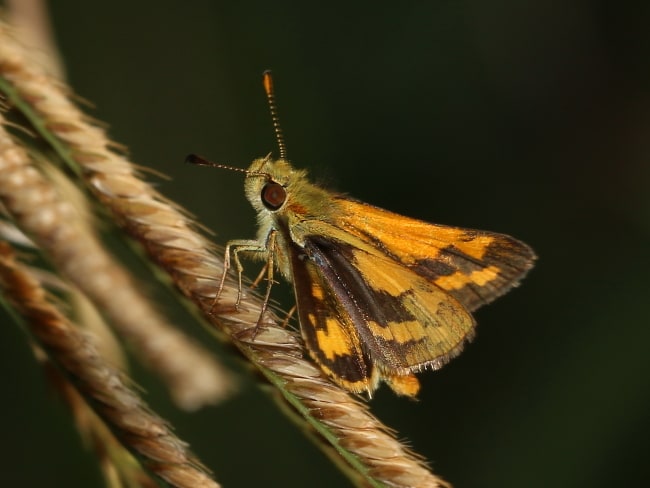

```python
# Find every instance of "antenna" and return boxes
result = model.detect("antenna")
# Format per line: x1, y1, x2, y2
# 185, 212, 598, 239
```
185, 154, 250, 173
185, 154, 271, 178
262, 70, 287, 160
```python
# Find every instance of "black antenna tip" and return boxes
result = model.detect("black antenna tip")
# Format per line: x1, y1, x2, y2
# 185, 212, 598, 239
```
185, 154, 207, 166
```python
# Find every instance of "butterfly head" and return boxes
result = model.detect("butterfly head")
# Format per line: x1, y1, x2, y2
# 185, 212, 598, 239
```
243, 156, 310, 217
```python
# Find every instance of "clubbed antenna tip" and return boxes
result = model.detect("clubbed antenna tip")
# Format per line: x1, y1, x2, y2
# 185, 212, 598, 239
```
262, 70, 287, 160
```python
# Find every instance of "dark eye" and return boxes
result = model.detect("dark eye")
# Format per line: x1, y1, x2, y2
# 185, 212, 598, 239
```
261, 182, 287, 210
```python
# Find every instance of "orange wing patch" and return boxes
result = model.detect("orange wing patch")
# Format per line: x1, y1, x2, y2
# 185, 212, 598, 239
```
313, 315, 359, 360
435, 265, 501, 290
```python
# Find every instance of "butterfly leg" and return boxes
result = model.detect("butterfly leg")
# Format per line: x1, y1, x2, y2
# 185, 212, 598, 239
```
249, 261, 269, 290
280, 305, 297, 329
210, 238, 268, 313
252, 230, 278, 339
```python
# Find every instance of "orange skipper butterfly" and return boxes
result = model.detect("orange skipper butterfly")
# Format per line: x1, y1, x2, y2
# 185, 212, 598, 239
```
188, 71, 535, 397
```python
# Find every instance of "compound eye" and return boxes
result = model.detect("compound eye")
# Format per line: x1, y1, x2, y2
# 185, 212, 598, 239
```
261, 182, 287, 210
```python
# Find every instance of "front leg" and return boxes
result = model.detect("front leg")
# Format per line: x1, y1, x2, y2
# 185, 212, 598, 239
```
213, 231, 279, 338
212, 238, 269, 312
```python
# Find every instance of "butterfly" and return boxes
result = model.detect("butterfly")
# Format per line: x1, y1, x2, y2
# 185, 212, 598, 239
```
188, 71, 536, 397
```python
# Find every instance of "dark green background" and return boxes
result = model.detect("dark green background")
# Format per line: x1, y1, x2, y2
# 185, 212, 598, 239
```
1, 1, 648, 487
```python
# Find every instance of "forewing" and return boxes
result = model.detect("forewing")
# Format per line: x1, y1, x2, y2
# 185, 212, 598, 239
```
335, 197, 536, 311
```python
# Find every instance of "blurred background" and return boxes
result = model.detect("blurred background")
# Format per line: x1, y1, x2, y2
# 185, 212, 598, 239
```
0, 1, 648, 487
